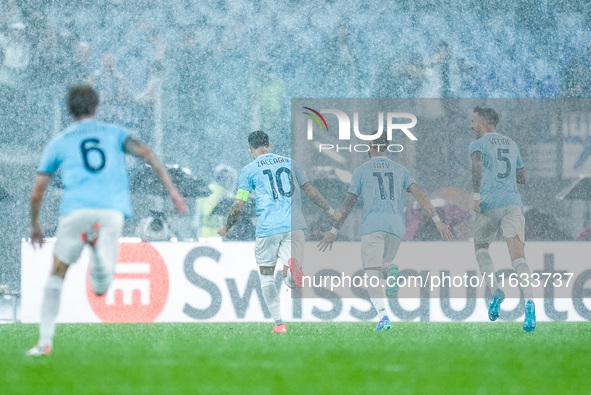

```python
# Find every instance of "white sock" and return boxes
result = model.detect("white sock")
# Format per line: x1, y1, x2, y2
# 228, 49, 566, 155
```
366, 269, 387, 319
512, 258, 534, 300
89, 247, 114, 296
260, 274, 283, 325
475, 248, 499, 295
39, 275, 64, 348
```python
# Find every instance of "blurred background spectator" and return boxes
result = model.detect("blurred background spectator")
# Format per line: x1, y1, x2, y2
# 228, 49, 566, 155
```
88, 52, 128, 125
194, 164, 238, 239
374, 54, 425, 98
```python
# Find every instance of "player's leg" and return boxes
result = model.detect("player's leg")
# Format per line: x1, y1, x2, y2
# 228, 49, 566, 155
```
506, 236, 533, 299
29, 211, 86, 356
28, 255, 70, 356
474, 211, 501, 295
255, 234, 284, 332
475, 241, 501, 297
503, 207, 533, 299
382, 233, 401, 298
88, 209, 124, 296
473, 209, 505, 321
281, 230, 305, 289
502, 206, 535, 332
361, 232, 390, 330
473, 211, 502, 297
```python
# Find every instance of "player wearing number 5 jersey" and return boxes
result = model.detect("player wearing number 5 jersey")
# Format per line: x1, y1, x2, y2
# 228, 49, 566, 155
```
27, 85, 187, 356
218, 131, 337, 333
469, 106, 535, 332
318, 134, 452, 331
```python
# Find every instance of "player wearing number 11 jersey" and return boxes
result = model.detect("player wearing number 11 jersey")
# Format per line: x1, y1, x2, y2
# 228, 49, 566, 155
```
27, 84, 187, 356
318, 134, 452, 331
469, 106, 535, 332
218, 131, 337, 333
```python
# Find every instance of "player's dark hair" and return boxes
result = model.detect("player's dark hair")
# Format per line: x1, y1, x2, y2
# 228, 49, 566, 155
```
248, 130, 270, 149
67, 84, 99, 118
473, 106, 498, 127
371, 132, 388, 148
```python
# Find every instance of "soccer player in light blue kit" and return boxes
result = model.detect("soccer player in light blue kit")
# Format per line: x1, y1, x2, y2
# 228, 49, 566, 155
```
469, 106, 535, 332
319, 134, 452, 331
27, 85, 187, 356
217, 131, 337, 333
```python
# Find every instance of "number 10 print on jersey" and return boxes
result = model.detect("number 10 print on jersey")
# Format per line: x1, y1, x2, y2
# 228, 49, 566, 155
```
262, 167, 294, 199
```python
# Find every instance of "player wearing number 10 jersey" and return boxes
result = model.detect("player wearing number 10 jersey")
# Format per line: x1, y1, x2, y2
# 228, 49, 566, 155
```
218, 131, 337, 333
469, 106, 535, 332
27, 84, 187, 356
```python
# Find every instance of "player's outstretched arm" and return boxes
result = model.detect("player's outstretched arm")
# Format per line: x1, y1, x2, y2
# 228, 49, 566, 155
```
471, 151, 483, 212
30, 174, 50, 248
318, 192, 358, 252
124, 137, 187, 214
334, 192, 358, 225
408, 184, 453, 240
517, 167, 526, 185
217, 199, 246, 236
301, 182, 339, 221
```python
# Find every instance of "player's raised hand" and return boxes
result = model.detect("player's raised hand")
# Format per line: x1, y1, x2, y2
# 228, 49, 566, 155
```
318, 231, 336, 252
472, 199, 481, 212
217, 226, 228, 237
436, 221, 453, 240
31, 222, 44, 249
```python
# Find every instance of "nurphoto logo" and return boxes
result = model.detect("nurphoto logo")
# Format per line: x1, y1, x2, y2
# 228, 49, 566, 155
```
303, 107, 418, 153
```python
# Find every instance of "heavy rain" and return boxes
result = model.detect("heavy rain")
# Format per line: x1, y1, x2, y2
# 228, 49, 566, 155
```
2, 1, 591, 394
0, 0, 590, 327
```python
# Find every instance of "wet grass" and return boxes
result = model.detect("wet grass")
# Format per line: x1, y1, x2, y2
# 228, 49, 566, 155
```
0, 322, 590, 394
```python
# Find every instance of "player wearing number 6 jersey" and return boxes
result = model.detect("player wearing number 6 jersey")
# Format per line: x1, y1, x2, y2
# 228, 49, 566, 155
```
469, 106, 535, 332
318, 134, 452, 331
218, 130, 337, 333
27, 84, 187, 356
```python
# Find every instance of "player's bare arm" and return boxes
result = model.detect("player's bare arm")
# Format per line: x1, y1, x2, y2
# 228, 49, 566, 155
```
517, 167, 526, 185
333, 192, 358, 228
301, 182, 339, 221
318, 192, 358, 252
124, 137, 187, 214
471, 150, 483, 212
30, 174, 51, 248
217, 198, 246, 236
408, 183, 453, 240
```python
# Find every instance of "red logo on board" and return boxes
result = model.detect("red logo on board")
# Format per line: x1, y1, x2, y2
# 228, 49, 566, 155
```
87, 243, 169, 323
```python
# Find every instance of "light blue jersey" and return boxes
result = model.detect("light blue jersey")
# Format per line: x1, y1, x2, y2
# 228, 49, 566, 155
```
236, 153, 308, 238
469, 132, 524, 213
349, 157, 416, 238
38, 120, 132, 218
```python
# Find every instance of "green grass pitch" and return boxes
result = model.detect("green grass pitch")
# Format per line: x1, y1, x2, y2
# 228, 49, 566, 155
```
1, 322, 590, 394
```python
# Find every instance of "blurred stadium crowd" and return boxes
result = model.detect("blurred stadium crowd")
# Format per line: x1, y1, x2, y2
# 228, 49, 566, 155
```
2, 0, 591, 286
2, 1, 591, 149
